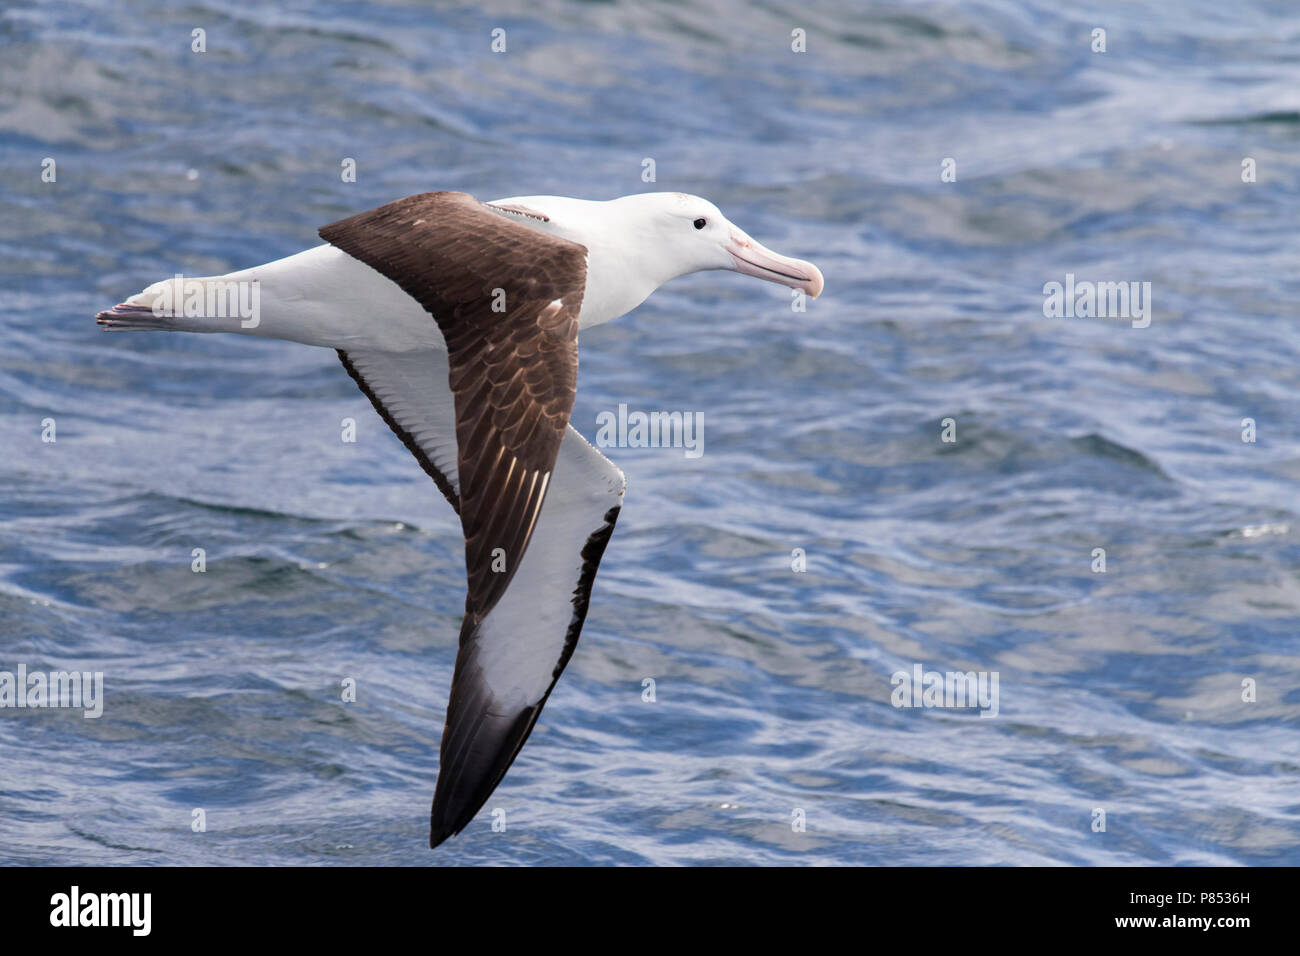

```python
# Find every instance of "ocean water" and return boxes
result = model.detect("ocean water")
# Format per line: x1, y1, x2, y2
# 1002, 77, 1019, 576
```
1, 0, 1299, 866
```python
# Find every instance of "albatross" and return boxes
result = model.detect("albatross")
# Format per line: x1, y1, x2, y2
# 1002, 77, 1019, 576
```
96, 190, 824, 848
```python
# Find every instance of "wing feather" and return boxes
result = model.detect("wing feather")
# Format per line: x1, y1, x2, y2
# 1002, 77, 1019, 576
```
319, 191, 587, 619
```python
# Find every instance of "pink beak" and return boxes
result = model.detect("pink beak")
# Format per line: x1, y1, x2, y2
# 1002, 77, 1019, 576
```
727, 228, 824, 299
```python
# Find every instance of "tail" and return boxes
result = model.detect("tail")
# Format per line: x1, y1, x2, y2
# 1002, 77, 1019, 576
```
96, 276, 260, 334
95, 302, 182, 332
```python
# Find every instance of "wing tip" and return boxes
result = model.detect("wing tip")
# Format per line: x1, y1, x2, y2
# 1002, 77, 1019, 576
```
427, 688, 540, 851
428, 792, 468, 849
428, 819, 461, 849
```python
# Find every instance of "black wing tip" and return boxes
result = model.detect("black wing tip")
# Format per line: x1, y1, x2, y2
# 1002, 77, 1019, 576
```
427, 690, 540, 851
427, 786, 467, 849
429, 820, 461, 849
428, 789, 482, 849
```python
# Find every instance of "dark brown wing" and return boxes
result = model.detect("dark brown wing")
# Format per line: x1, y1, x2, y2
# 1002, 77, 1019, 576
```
319, 191, 587, 619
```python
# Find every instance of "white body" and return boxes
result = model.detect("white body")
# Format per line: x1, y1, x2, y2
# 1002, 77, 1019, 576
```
119, 192, 823, 352
122, 196, 667, 352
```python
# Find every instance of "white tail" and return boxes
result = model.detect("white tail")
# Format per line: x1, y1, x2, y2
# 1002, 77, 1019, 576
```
96, 274, 261, 334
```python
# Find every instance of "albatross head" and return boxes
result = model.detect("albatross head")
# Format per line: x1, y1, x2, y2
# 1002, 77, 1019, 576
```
614, 192, 824, 299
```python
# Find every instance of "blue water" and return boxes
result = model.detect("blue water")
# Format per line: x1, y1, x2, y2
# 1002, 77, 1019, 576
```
2, 0, 1299, 865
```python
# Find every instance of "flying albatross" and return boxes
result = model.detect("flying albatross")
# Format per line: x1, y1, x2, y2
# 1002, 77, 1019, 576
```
96, 190, 824, 848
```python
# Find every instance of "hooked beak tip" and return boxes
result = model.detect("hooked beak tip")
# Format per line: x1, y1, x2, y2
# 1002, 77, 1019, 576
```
805, 264, 825, 300
728, 230, 824, 300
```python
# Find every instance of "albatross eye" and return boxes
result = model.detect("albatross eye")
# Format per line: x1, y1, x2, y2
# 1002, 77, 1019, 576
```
693, 218, 707, 229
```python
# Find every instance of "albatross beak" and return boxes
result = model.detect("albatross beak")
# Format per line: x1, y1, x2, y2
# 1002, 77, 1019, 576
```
726, 227, 824, 299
